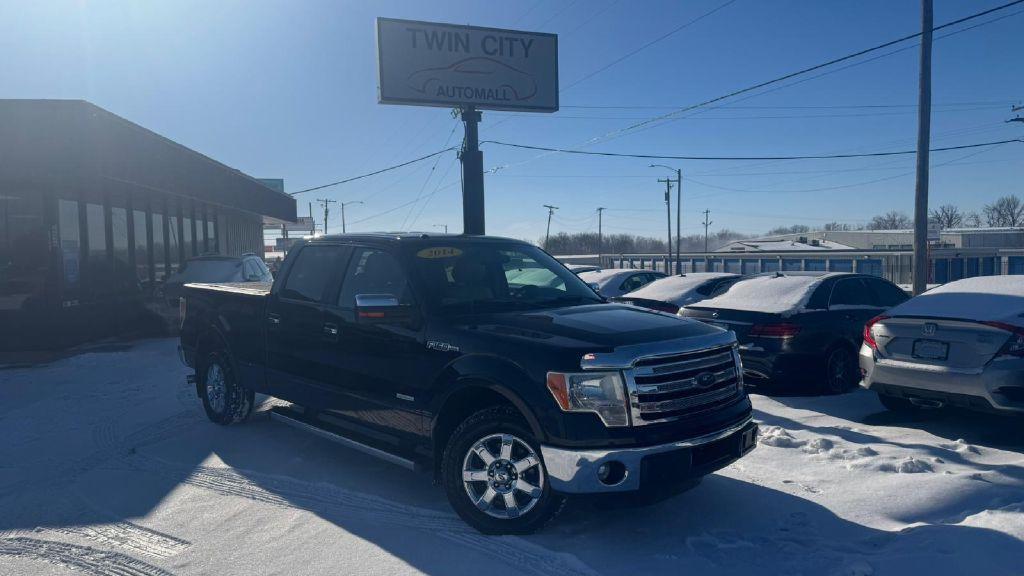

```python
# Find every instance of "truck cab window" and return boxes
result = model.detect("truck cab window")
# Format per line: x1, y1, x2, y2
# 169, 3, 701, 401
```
338, 248, 411, 308
280, 245, 341, 303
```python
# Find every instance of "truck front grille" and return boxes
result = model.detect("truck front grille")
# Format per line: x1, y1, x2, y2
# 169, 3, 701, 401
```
625, 345, 743, 425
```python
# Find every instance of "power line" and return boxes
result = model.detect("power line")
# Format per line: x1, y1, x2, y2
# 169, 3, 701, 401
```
606, 0, 1024, 138
491, 105, 1007, 121
289, 147, 457, 196
482, 137, 1022, 161
560, 100, 1016, 110
560, 0, 739, 92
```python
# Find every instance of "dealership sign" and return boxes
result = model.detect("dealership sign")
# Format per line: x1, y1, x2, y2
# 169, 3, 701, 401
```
377, 18, 558, 112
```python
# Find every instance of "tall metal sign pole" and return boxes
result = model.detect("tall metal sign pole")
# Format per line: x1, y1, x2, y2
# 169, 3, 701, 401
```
912, 0, 933, 296
659, 178, 673, 271
377, 18, 558, 236
460, 106, 485, 234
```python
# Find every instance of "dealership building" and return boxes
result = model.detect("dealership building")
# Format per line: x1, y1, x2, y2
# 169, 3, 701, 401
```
0, 100, 296, 349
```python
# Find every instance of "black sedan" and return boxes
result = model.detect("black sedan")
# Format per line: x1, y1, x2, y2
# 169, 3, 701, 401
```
680, 272, 909, 394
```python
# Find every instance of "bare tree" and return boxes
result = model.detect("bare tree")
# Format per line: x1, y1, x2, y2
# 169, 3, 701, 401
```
767, 224, 811, 236
868, 211, 912, 230
823, 221, 851, 231
928, 204, 963, 229
983, 195, 1024, 227
963, 211, 983, 228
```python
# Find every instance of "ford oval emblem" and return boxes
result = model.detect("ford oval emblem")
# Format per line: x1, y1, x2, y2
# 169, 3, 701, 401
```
922, 322, 937, 336
695, 372, 717, 389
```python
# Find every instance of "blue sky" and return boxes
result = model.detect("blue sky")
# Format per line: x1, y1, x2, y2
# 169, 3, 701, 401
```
1, 0, 1021, 241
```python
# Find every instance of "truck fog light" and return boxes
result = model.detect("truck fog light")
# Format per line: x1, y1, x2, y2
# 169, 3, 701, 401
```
597, 461, 627, 485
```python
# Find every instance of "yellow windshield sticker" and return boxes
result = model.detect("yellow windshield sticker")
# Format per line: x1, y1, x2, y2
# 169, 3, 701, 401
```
417, 247, 463, 259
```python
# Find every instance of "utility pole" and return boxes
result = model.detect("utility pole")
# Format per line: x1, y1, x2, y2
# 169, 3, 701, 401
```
912, 0, 933, 296
459, 106, 485, 235
702, 209, 713, 254
317, 198, 336, 235
659, 178, 673, 272
433, 224, 449, 234
340, 200, 363, 234
309, 202, 314, 235
543, 204, 559, 249
596, 207, 606, 266
675, 168, 681, 275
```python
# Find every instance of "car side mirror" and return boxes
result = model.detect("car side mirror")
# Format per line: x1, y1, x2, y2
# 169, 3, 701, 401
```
355, 293, 412, 324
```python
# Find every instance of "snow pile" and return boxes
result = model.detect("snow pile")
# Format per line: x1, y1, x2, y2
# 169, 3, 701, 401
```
622, 273, 736, 305
888, 276, 1024, 325
689, 274, 826, 315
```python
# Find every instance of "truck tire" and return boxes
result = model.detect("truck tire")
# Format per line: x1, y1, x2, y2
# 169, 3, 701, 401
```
442, 406, 564, 534
198, 349, 254, 425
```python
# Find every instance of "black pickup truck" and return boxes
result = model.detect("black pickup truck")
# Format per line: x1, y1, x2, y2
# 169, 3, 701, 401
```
179, 234, 756, 534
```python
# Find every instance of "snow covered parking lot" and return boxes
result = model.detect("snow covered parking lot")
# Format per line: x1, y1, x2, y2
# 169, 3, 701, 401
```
2, 338, 1023, 575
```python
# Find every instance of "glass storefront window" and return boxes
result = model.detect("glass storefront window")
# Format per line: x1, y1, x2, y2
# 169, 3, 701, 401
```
134, 209, 149, 284
86, 203, 110, 296
152, 211, 166, 281
0, 191, 46, 311
207, 218, 217, 254
112, 207, 129, 267
183, 217, 194, 259
168, 214, 180, 272
58, 199, 81, 296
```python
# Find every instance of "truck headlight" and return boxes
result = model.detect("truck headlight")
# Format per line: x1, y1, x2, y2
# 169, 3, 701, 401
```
546, 371, 629, 427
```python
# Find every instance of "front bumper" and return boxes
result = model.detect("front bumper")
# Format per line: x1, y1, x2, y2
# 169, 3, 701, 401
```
541, 418, 757, 494
860, 343, 1024, 414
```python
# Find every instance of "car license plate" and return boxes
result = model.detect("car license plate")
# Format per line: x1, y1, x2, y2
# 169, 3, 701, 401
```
912, 339, 949, 360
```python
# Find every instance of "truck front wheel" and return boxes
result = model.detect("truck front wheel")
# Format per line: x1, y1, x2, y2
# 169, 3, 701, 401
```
442, 406, 564, 534
198, 349, 254, 425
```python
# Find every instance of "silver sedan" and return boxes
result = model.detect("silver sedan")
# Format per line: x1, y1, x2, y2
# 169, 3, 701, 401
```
860, 276, 1024, 414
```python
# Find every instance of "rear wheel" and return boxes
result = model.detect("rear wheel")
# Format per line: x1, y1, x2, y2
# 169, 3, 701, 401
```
822, 346, 858, 394
442, 406, 564, 534
198, 349, 254, 425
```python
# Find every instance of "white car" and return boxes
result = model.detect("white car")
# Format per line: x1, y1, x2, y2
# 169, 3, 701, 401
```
612, 273, 740, 314
577, 269, 666, 298
860, 276, 1024, 414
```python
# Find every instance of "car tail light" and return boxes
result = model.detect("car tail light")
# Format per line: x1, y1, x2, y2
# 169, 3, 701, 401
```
749, 323, 801, 338
863, 315, 888, 350
981, 321, 1024, 357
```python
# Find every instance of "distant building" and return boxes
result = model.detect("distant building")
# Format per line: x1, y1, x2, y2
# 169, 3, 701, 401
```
0, 99, 296, 349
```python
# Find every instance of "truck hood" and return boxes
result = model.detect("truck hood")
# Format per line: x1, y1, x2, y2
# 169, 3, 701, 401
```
452, 303, 725, 351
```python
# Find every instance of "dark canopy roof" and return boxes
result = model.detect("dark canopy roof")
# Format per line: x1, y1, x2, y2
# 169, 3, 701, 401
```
0, 99, 295, 221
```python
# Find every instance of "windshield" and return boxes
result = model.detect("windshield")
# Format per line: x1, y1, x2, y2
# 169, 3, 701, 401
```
408, 242, 602, 313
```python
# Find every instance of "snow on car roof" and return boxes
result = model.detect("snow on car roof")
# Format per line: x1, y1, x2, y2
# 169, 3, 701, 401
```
624, 273, 737, 305
888, 276, 1024, 325
578, 268, 653, 288
690, 273, 833, 315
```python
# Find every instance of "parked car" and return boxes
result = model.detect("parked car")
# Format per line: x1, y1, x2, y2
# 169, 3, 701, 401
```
680, 272, 909, 394
612, 273, 741, 314
577, 268, 666, 298
162, 254, 272, 306
861, 276, 1024, 415
179, 234, 757, 534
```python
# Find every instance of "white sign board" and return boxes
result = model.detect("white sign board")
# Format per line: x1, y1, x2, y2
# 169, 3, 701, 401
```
377, 18, 558, 112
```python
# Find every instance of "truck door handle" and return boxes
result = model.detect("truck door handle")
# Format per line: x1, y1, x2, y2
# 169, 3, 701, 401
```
268, 313, 281, 325
323, 323, 339, 338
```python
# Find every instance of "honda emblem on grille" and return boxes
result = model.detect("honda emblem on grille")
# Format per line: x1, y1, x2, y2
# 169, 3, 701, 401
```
695, 372, 717, 389
922, 323, 937, 336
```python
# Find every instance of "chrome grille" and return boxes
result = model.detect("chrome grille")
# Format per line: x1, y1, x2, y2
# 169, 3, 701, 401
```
625, 345, 743, 425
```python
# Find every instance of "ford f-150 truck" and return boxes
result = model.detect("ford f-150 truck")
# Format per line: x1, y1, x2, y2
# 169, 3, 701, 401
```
178, 234, 757, 534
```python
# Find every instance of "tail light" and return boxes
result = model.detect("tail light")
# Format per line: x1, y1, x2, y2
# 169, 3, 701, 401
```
749, 323, 801, 338
863, 315, 889, 350
981, 321, 1024, 357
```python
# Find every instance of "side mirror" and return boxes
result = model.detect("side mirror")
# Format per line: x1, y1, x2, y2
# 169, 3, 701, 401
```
355, 293, 412, 324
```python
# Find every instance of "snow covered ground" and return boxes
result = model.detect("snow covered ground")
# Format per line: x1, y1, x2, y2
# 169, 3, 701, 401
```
2, 338, 1023, 575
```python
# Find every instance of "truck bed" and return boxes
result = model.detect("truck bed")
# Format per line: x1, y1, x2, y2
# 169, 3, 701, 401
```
183, 282, 273, 297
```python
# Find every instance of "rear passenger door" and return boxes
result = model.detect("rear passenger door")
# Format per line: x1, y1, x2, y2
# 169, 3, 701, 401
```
264, 244, 349, 406
828, 277, 884, 347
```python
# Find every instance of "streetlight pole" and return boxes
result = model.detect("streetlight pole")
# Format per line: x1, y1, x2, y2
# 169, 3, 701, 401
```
340, 200, 363, 234
651, 164, 682, 274
658, 178, 673, 273
912, 0, 933, 296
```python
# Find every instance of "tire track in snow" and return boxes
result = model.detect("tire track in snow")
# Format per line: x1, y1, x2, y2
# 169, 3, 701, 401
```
130, 456, 597, 576
48, 522, 190, 560
0, 537, 174, 576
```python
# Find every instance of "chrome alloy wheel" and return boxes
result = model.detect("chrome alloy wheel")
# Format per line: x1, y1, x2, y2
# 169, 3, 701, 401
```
205, 362, 227, 414
462, 433, 544, 519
